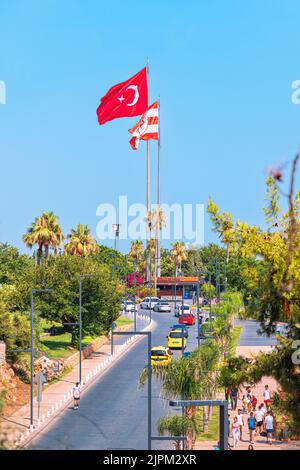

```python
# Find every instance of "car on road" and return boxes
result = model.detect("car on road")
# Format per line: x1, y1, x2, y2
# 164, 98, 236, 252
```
120, 300, 137, 312
167, 329, 187, 349
151, 346, 172, 366
174, 304, 192, 317
171, 324, 189, 338
140, 297, 160, 310
178, 313, 196, 326
153, 301, 171, 312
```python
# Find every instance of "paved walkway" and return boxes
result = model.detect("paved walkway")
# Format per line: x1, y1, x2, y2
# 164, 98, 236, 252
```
195, 338, 299, 450
0, 313, 151, 449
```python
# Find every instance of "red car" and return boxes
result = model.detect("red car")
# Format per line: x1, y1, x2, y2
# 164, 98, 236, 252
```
179, 313, 196, 326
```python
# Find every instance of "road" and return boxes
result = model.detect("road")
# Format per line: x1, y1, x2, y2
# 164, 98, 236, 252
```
28, 308, 199, 450
236, 319, 277, 346
28, 314, 274, 450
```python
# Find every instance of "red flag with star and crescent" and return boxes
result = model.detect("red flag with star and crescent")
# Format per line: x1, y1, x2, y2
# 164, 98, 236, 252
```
96, 68, 148, 125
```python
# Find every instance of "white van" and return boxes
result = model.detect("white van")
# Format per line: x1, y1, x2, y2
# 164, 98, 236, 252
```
140, 297, 160, 310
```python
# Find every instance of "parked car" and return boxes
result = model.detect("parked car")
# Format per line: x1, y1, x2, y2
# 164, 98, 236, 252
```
178, 313, 196, 326
140, 297, 160, 310
167, 329, 187, 350
151, 346, 172, 366
120, 300, 137, 312
174, 304, 192, 317
153, 301, 171, 312
171, 324, 189, 338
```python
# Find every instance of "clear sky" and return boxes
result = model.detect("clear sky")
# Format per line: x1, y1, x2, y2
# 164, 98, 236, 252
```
1, 0, 300, 253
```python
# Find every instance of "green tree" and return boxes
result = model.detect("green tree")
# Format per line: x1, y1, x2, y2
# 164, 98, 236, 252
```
0, 243, 33, 285
64, 224, 97, 257
23, 212, 63, 264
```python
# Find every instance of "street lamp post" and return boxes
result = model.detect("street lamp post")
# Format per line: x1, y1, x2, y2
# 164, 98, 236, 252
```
79, 274, 96, 385
29, 288, 52, 430
133, 259, 137, 332
112, 223, 121, 252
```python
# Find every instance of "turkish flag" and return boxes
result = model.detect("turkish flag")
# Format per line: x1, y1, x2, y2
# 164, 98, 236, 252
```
96, 68, 148, 125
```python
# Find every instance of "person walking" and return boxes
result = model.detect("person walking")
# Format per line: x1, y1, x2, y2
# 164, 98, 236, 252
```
265, 411, 274, 445
237, 409, 245, 441
255, 405, 264, 435
73, 381, 81, 410
230, 385, 239, 411
247, 412, 256, 444
263, 385, 271, 409
231, 416, 240, 449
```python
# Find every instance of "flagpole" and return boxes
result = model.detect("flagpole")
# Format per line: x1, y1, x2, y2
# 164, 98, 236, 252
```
146, 60, 151, 283
157, 97, 161, 278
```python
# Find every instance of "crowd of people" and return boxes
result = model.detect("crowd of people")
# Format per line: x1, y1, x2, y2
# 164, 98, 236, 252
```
226, 384, 276, 449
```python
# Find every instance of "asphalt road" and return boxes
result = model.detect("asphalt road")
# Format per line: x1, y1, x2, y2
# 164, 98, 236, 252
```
28, 308, 200, 450
28, 314, 274, 450
236, 319, 277, 346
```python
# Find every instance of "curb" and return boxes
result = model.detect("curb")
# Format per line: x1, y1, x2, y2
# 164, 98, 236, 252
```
14, 313, 154, 449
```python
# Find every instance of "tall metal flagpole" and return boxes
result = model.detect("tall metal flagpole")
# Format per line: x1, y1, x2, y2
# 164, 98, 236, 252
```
157, 97, 161, 278
146, 61, 151, 282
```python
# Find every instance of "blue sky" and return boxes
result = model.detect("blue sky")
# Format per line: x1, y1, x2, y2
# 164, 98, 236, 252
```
0, 0, 300, 253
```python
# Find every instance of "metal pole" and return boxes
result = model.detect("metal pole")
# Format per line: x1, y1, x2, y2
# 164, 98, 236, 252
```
134, 260, 137, 332
149, 252, 152, 323
30, 289, 34, 430
174, 256, 177, 314
79, 277, 82, 385
181, 286, 184, 356
157, 97, 161, 278
196, 281, 200, 348
148, 332, 152, 450
209, 272, 212, 328
124, 255, 127, 301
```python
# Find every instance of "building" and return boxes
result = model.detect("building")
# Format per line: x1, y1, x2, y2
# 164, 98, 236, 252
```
156, 276, 200, 300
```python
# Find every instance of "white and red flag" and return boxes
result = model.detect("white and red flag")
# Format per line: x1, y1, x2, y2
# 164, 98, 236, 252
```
128, 101, 159, 150
96, 68, 148, 125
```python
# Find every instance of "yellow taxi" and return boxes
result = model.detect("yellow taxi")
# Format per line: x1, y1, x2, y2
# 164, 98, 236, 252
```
167, 329, 187, 350
151, 346, 172, 366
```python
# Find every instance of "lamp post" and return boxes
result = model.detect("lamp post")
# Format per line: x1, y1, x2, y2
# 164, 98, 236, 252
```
79, 274, 96, 384
112, 223, 121, 252
29, 288, 52, 430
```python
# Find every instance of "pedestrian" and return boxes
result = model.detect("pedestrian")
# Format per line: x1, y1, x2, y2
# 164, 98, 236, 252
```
265, 411, 274, 445
225, 385, 231, 402
231, 416, 240, 449
230, 385, 239, 411
237, 409, 245, 441
242, 395, 248, 413
248, 444, 254, 450
73, 381, 81, 410
263, 385, 271, 409
251, 394, 257, 411
254, 405, 264, 435
247, 412, 256, 444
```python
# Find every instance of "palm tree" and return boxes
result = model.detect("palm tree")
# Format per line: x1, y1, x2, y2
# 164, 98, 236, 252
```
158, 415, 199, 450
23, 211, 63, 264
64, 224, 97, 256
129, 240, 144, 261
171, 241, 187, 275
139, 341, 220, 437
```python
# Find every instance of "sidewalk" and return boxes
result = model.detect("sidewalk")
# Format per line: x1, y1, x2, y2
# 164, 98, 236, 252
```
195, 345, 299, 451
0, 313, 152, 449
